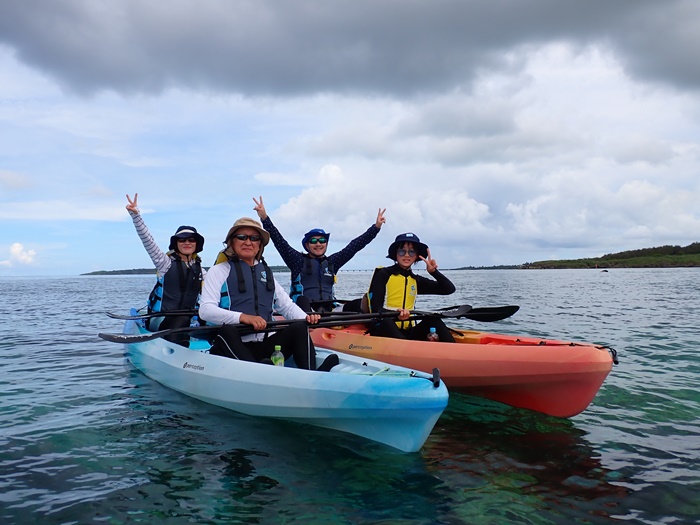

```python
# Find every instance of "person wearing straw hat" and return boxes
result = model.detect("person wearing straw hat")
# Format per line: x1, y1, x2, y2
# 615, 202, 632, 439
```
125, 193, 206, 341
364, 232, 456, 342
199, 217, 338, 371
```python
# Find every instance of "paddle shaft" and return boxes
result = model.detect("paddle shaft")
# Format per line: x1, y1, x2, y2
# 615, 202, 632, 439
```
108, 303, 519, 324
315, 301, 519, 322
99, 306, 473, 344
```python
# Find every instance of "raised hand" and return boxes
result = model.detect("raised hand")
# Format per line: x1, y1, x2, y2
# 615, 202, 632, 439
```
375, 208, 387, 229
126, 193, 139, 214
253, 196, 268, 220
420, 248, 439, 273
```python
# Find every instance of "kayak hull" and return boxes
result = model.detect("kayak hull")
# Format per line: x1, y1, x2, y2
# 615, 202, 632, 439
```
122, 320, 448, 452
311, 325, 614, 417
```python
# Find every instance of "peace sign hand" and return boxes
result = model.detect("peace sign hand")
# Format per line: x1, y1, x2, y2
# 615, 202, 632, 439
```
375, 208, 387, 229
420, 248, 439, 273
126, 193, 139, 214
253, 196, 268, 220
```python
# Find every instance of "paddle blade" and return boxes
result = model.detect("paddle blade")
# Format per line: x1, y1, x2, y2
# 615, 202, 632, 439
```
424, 304, 472, 318
463, 305, 520, 322
99, 325, 219, 344
106, 309, 197, 320
98, 331, 159, 343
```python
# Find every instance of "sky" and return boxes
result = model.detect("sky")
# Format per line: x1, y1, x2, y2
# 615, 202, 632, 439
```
1, 0, 699, 276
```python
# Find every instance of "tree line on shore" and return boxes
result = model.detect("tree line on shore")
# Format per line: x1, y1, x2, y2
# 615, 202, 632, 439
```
520, 242, 700, 269
83, 242, 700, 274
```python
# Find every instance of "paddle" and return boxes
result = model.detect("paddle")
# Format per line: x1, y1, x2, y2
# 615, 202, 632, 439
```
106, 304, 473, 323
107, 303, 519, 323
310, 304, 472, 321
98, 305, 473, 344
438, 304, 519, 322
106, 309, 198, 320
312, 300, 519, 322
99, 325, 220, 343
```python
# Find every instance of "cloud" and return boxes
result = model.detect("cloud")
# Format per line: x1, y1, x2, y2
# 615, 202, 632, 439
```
0, 243, 37, 267
0, 200, 125, 221
0, 1, 698, 275
0, 1, 698, 97
0, 170, 33, 190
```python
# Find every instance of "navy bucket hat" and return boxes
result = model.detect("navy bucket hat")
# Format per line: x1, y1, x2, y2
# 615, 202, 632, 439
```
169, 225, 205, 253
387, 232, 428, 261
302, 228, 331, 250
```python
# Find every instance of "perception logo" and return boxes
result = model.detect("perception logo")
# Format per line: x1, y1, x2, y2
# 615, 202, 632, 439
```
348, 344, 372, 350
183, 362, 205, 371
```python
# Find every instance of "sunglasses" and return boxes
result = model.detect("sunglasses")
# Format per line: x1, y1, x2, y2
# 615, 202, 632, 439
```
308, 237, 327, 244
233, 233, 262, 242
397, 249, 417, 257
177, 237, 197, 243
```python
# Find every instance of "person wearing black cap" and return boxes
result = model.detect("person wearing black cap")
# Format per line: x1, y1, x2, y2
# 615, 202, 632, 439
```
126, 193, 206, 339
252, 196, 386, 312
364, 232, 456, 342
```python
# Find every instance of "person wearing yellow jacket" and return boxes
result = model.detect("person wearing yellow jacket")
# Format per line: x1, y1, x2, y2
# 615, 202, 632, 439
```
365, 232, 456, 342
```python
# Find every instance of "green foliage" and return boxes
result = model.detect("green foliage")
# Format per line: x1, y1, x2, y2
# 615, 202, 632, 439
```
524, 242, 700, 269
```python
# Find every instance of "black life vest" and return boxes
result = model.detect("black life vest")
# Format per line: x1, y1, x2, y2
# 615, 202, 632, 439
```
147, 255, 203, 313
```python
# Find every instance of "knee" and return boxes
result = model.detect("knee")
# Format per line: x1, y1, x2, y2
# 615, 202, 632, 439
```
286, 321, 308, 338
296, 296, 312, 312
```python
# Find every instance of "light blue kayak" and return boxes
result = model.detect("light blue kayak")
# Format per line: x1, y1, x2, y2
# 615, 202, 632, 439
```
119, 319, 448, 452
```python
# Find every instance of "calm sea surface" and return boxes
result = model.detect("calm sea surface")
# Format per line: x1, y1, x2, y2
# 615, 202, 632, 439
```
1, 269, 699, 524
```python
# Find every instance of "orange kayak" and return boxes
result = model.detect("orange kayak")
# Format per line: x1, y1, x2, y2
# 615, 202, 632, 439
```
311, 325, 617, 417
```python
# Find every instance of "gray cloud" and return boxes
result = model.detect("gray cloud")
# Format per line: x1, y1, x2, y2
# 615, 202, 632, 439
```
0, 0, 697, 97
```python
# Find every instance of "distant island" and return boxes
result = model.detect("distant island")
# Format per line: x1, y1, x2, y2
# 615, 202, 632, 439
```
522, 242, 700, 269
82, 242, 700, 275
453, 242, 700, 270
82, 265, 291, 276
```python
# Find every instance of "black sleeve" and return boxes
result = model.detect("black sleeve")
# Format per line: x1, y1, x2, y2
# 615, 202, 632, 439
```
415, 270, 456, 296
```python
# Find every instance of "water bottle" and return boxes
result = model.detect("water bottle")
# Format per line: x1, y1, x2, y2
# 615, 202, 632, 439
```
271, 345, 285, 366
427, 327, 439, 342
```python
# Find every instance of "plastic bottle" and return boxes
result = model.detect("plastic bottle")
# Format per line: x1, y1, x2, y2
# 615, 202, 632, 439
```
427, 327, 439, 342
271, 345, 285, 366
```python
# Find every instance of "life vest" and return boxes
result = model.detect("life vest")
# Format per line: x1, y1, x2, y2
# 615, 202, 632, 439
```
147, 254, 203, 313
369, 266, 417, 330
290, 255, 336, 304
219, 257, 276, 321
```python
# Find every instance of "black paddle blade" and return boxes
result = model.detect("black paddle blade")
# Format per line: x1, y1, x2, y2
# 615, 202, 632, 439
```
462, 305, 520, 322
98, 331, 159, 343
418, 304, 472, 318
98, 325, 220, 344
106, 309, 197, 320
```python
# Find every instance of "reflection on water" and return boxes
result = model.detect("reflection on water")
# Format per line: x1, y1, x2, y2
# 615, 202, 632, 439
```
423, 395, 632, 524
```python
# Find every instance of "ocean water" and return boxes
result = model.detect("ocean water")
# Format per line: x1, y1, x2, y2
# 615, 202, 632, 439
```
1, 269, 698, 524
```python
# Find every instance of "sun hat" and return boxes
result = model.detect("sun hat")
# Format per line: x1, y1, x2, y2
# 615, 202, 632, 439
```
222, 217, 270, 259
169, 225, 204, 253
386, 232, 428, 261
302, 228, 331, 250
